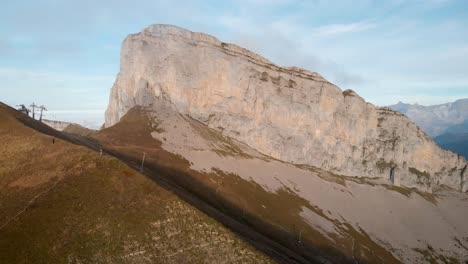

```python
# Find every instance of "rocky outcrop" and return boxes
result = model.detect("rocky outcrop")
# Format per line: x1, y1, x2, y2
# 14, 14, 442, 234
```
105, 24, 467, 192
42, 119, 74, 131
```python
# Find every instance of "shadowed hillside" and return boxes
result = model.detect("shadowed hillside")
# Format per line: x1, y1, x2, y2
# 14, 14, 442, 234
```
0, 102, 273, 264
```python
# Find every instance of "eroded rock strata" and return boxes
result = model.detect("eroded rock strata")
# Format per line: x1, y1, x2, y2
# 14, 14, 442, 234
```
105, 24, 467, 192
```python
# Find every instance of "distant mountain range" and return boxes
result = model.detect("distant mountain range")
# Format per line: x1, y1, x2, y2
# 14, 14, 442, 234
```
389, 99, 468, 159
434, 131, 468, 159
389, 99, 468, 137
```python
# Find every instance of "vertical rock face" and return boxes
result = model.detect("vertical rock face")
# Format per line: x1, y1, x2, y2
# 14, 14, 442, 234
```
105, 24, 467, 192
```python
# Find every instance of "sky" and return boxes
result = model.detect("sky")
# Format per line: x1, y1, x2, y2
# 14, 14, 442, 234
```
1, 0, 468, 128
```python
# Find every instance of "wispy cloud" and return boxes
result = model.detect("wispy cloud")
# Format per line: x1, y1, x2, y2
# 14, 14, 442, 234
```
312, 21, 377, 36
0, 67, 114, 111
216, 13, 369, 88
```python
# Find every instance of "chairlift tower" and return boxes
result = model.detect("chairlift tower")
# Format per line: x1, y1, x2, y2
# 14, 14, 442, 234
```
38, 105, 47, 121
30, 103, 38, 119
16, 104, 30, 116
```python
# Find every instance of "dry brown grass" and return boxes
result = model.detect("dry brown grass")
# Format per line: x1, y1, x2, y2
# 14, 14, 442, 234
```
63, 123, 97, 137
0, 103, 273, 264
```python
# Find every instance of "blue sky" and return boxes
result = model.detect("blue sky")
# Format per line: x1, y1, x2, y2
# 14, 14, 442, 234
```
1, 0, 468, 128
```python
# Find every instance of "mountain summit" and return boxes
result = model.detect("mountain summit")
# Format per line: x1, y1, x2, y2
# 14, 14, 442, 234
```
105, 24, 466, 192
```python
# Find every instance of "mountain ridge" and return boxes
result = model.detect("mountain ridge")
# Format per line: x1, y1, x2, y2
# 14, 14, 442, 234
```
389, 99, 468, 159
389, 98, 468, 137
105, 24, 467, 192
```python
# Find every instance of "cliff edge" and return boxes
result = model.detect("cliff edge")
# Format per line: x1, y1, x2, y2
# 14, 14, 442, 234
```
105, 24, 467, 192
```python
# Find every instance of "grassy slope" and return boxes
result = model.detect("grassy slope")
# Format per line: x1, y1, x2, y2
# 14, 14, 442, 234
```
63, 123, 97, 137
0, 103, 272, 264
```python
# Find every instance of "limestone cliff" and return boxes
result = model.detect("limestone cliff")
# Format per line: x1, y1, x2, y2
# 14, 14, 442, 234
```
105, 24, 467, 192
